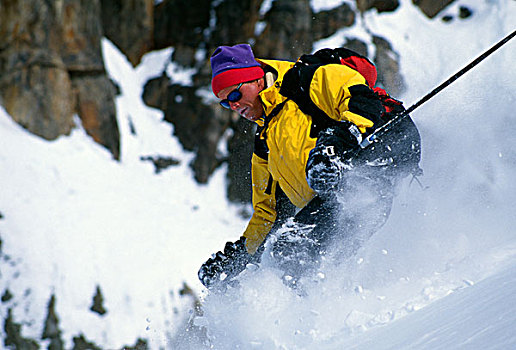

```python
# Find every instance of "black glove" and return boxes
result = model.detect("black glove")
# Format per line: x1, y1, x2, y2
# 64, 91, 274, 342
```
198, 236, 251, 289
348, 85, 385, 129
306, 125, 360, 194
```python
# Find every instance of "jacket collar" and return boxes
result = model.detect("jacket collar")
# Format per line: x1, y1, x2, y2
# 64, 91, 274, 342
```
255, 59, 294, 122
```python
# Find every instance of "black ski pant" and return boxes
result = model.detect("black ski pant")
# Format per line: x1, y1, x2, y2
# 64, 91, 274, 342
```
269, 173, 396, 285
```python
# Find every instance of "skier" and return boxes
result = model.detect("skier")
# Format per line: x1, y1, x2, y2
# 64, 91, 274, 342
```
198, 43, 421, 289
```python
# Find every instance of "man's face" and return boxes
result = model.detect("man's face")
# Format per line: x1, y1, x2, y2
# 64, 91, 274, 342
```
218, 79, 265, 122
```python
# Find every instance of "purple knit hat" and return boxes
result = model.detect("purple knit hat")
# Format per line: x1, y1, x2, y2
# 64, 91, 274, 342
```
211, 44, 264, 97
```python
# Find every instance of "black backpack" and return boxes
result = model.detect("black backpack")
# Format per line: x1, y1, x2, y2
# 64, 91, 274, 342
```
277, 47, 422, 177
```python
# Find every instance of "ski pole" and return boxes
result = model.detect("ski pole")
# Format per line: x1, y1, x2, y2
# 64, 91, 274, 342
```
360, 29, 516, 149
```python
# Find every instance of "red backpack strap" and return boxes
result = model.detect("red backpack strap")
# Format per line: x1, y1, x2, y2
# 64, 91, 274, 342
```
373, 87, 404, 115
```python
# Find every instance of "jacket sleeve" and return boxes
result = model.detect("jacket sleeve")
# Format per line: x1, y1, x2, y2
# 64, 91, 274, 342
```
242, 153, 278, 254
308, 64, 375, 133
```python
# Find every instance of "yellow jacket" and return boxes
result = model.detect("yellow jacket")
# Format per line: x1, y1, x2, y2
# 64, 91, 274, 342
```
242, 58, 374, 254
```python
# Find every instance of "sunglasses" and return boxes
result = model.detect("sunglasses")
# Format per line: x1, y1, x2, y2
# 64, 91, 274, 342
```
219, 82, 244, 109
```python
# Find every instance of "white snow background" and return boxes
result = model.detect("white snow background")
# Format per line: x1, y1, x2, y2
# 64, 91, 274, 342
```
1, 0, 515, 349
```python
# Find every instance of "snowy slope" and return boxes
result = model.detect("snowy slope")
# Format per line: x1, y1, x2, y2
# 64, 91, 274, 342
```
1, 0, 516, 349
328, 259, 516, 350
